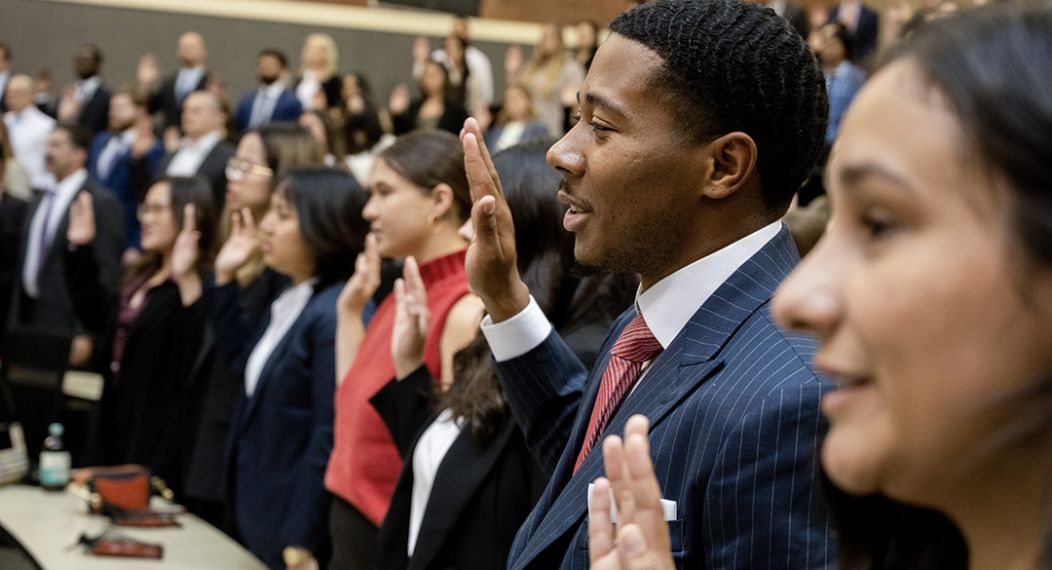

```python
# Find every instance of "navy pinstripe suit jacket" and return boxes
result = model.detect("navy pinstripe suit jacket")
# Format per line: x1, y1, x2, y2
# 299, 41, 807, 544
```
496, 227, 835, 569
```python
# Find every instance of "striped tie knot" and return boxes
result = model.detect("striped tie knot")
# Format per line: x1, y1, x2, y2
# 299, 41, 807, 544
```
610, 314, 662, 363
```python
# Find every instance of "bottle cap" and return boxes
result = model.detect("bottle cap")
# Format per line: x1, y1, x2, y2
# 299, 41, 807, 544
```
48, 423, 64, 436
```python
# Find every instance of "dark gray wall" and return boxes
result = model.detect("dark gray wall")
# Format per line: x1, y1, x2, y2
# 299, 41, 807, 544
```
0, 0, 512, 108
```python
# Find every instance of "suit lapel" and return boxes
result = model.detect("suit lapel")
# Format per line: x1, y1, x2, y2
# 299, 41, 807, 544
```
409, 421, 516, 570
514, 226, 801, 568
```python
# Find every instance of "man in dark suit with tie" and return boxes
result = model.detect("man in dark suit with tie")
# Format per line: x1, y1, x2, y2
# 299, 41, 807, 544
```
87, 87, 165, 250
9, 123, 123, 362
153, 91, 233, 209
234, 49, 303, 134
52, 44, 110, 138
142, 32, 211, 133
461, 0, 833, 567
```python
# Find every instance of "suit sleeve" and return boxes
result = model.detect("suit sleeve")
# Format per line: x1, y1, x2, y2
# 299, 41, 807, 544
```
370, 366, 435, 457
90, 188, 126, 296
279, 301, 337, 552
493, 330, 589, 475
701, 377, 835, 569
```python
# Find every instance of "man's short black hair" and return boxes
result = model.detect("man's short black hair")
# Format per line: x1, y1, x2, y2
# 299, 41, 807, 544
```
610, 0, 828, 214
258, 48, 288, 69
53, 123, 91, 151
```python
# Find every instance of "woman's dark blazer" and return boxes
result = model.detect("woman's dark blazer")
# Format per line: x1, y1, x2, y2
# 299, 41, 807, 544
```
371, 367, 547, 570
208, 279, 341, 570
391, 100, 470, 136
295, 75, 342, 110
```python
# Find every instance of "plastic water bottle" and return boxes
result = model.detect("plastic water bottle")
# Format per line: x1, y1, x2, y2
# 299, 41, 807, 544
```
39, 423, 71, 491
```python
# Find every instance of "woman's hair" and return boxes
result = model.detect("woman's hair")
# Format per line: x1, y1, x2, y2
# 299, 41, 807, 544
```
440, 140, 636, 441
257, 122, 323, 176
303, 109, 347, 159
301, 33, 339, 80
376, 129, 471, 224
524, 23, 569, 96
418, 59, 457, 104
342, 73, 388, 155
826, 6, 1052, 568
495, 83, 538, 125
274, 167, 369, 287
126, 176, 218, 287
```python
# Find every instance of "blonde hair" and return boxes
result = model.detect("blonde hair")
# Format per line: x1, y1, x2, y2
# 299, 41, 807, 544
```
301, 33, 339, 80
523, 24, 568, 97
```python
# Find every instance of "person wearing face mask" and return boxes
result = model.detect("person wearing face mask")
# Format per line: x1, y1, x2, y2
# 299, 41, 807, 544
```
588, 5, 1052, 570
234, 50, 303, 134
174, 167, 370, 569
66, 177, 217, 497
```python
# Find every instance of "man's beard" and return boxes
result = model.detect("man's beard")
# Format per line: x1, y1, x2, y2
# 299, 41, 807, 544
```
259, 74, 279, 86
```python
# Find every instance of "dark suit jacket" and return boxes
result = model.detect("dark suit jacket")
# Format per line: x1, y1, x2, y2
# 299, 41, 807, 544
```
496, 227, 834, 569
829, 2, 880, 63
10, 178, 124, 335
77, 86, 110, 137
156, 139, 235, 210
372, 368, 547, 570
293, 75, 341, 110
149, 71, 211, 130
0, 193, 27, 341
234, 87, 303, 133
392, 100, 470, 136
88, 131, 165, 248
208, 280, 339, 569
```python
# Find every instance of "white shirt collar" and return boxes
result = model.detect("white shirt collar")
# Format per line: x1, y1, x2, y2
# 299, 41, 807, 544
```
260, 81, 286, 98
76, 75, 102, 101
53, 168, 88, 199
636, 221, 782, 348
182, 129, 221, 153
179, 65, 205, 79
118, 126, 137, 146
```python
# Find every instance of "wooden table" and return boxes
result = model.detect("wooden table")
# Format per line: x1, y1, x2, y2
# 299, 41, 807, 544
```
0, 485, 264, 569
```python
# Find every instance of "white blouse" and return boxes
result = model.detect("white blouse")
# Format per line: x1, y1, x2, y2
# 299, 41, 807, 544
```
243, 279, 316, 397
407, 408, 463, 556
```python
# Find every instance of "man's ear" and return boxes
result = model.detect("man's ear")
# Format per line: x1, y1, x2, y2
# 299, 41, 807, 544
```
700, 132, 758, 201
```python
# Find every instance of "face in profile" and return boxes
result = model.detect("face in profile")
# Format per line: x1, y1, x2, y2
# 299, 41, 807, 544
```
546, 33, 707, 278
226, 132, 273, 213
259, 190, 315, 281
138, 182, 177, 253
362, 157, 441, 258
772, 59, 1052, 505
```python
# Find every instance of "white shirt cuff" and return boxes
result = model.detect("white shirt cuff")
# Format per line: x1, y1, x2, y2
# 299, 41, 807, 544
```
480, 296, 553, 362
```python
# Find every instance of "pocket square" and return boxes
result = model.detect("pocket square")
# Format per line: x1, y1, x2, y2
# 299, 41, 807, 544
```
588, 482, 677, 522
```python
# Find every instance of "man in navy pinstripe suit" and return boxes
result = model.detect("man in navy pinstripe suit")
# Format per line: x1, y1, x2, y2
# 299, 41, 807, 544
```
458, 0, 833, 567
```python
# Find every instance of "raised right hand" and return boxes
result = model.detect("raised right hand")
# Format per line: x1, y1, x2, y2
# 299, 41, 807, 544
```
338, 233, 381, 317
214, 208, 261, 285
171, 204, 200, 280
66, 192, 96, 247
391, 256, 430, 380
460, 118, 529, 322
388, 83, 411, 116
412, 36, 431, 64
137, 53, 160, 86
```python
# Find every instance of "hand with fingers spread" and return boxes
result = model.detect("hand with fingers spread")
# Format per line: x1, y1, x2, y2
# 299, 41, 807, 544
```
215, 208, 262, 285
67, 192, 96, 247
589, 415, 675, 570
459, 117, 530, 322
339, 233, 382, 318
391, 256, 431, 380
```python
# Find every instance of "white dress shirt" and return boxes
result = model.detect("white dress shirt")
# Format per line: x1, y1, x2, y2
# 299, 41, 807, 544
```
74, 75, 102, 104
21, 168, 88, 298
244, 278, 317, 397
408, 408, 463, 556
175, 65, 206, 102
4, 106, 56, 189
482, 221, 783, 362
296, 70, 321, 111
248, 81, 287, 128
166, 130, 221, 177
415, 46, 495, 107
95, 127, 136, 181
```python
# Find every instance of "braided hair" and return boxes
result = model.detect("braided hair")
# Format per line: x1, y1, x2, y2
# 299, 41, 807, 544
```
610, 0, 828, 213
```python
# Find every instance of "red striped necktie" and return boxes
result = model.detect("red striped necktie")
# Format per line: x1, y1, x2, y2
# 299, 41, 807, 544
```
573, 313, 663, 473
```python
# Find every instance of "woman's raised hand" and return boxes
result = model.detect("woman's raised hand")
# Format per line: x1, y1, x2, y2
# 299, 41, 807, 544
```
214, 208, 261, 285
391, 256, 430, 380
338, 233, 381, 317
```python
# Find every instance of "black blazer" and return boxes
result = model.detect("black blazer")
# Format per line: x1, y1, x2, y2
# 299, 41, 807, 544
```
150, 71, 211, 130
372, 368, 546, 570
392, 100, 470, 136
77, 85, 111, 137
156, 140, 235, 209
294, 75, 342, 110
9, 179, 124, 334
0, 193, 27, 341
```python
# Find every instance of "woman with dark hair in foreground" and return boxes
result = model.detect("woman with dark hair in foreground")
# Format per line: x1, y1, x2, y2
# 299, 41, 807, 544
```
589, 6, 1052, 569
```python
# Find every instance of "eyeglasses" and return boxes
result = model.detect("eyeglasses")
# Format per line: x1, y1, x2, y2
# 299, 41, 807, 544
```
226, 158, 274, 181
137, 203, 172, 218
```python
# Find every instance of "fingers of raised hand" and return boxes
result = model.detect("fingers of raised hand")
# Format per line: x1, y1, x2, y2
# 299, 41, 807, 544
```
588, 477, 616, 566
182, 204, 197, 233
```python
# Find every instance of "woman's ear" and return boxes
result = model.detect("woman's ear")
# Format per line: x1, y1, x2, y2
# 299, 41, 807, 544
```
430, 183, 456, 222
